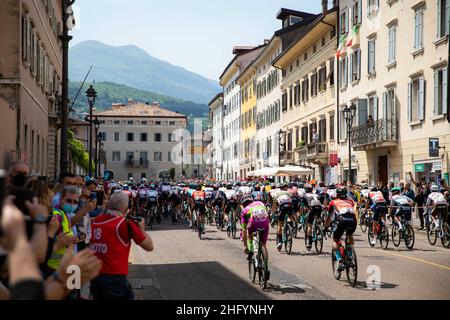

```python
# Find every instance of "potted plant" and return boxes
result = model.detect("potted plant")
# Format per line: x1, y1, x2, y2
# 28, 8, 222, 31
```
297, 140, 305, 148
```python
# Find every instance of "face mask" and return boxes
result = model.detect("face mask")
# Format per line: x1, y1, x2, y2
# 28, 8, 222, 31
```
63, 203, 78, 214
12, 173, 27, 187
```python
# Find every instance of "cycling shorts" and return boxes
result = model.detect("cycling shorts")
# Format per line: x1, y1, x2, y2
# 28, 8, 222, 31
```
277, 203, 294, 222
194, 204, 206, 215
371, 202, 387, 222
307, 205, 322, 224
248, 218, 270, 245
333, 213, 357, 240
394, 206, 412, 221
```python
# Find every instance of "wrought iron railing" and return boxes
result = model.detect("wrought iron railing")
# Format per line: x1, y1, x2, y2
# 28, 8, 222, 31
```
306, 142, 327, 157
351, 119, 398, 147
125, 160, 149, 168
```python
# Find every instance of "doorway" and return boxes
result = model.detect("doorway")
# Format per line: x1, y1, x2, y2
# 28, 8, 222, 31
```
378, 155, 388, 186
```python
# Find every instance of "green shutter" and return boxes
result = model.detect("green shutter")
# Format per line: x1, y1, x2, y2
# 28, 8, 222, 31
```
434, 70, 439, 115
419, 77, 425, 121
407, 82, 412, 123
443, 68, 448, 114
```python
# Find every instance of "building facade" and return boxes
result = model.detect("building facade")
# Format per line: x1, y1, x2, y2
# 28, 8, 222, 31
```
93, 101, 187, 182
208, 93, 224, 180
337, 0, 449, 186
274, 8, 338, 184
0, 0, 64, 178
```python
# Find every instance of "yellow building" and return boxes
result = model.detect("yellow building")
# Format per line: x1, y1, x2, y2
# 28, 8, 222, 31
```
237, 66, 258, 178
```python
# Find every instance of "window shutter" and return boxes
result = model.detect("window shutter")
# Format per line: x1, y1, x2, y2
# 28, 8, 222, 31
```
392, 27, 396, 61
349, 53, 353, 82
374, 96, 379, 120
443, 68, 448, 114
438, 0, 442, 38
419, 77, 425, 121
350, 5, 354, 29
407, 82, 412, 123
434, 70, 439, 115
367, 0, 370, 16
382, 92, 387, 119
358, 99, 368, 126
414, 12, 419, 49
358, 0, 362, 23
446, 0, 450, 35
357, 49, 361, 79
368, 41, 372, 73
344, 57, 348, 86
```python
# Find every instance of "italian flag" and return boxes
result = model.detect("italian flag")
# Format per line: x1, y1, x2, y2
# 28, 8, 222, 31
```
335, 34, 347, 58
346, 25, 359, 47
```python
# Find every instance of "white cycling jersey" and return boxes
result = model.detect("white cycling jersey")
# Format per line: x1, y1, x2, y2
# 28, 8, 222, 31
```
426, 192, 447, 207
138, 189, 147, 198
147, 190, 158, 201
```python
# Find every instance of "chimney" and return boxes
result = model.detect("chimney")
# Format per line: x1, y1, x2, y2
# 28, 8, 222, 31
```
264, 39, 270, 44
322, 0, 328, 14
152, 101, 159, 107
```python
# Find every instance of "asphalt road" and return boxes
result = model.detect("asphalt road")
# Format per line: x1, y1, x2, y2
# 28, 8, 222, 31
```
129, 217, 450, 300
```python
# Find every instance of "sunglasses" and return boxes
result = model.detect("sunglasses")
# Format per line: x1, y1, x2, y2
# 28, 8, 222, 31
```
65, 199, 79, 204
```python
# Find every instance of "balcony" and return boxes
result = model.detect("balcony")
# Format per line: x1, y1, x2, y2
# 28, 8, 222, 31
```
279, 150, 295, 165
125, 159, 149, 168
351, 119, 398, 151
306, 142, 328, 162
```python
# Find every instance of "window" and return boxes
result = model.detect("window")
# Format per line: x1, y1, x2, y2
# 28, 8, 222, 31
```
329, 58, 335, 86
300, 126, 308, 145
114, 120, 120, 125
139, 152, 148, 164
350, 48, 361, 82
339, 57, 348, 88
388, 25, 396, 64
414, 7, 424, 50
126, 152, 134, 162
407, 77, 425, 123
368, 95, 379, 120
155, 121, 161, 125
168, 152, 172, 162
154, 133, 161, 142
434, 67, 448, 116
289, 86, 293, 108
114, 132, 119, 142
340, 8, 349, 35
282, 91, 288, 111
330, 113, 335, 140
383, 87, 397, 121
321, 37, 325, 47
99, 132, 106, 141
302, 78, 309, 102
168, 133, 174, 142
112, 152, 120, 162
313, 45, 317, 54
154, 152, 162, 162
437, 0, 450, 38
367, 0, 379, 15
368, 39, 376, 74
141, 133, 148, 142
353, 0, 362, 25
318, 66, 327, 91
127, 133, 134, 141
141, 121, 147, 125
319, 118, 327, 142
127, 120, 133, 125
304, 53, 308, 61
340, 107, 348, 139
311, 71, 318, 96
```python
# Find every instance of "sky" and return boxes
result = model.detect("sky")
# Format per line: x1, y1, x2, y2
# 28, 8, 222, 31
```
71, 0, 322, 81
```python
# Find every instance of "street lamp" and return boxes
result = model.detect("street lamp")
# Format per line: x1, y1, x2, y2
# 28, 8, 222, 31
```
86, 85, 97, 177
93, 117, 101, 177
343, 103, 357, 184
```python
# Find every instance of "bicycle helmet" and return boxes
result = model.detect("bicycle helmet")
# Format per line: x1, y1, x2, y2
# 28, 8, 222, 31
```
281, 183, 289, 190
253, 185, 261, 191
391, 187, 401, 194
370, 186, 378, 192
337, 187, 348, 199
430, 185, 439, 192
240, 194, 253, 207
196, 184, 202, 191
122, 184, 129, 191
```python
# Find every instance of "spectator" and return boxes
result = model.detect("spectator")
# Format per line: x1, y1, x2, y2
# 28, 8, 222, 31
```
26, 179, 52, 217
89, 191, 153, 300
403, 182, 415, 201
52, 173, 77, 208
367, 115, 374, 127
409, 172, 429, 230
47, 186, 80, 273
399, 182, 405, 193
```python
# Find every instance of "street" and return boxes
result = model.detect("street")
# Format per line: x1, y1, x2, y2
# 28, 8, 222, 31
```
129, 217, 450, 300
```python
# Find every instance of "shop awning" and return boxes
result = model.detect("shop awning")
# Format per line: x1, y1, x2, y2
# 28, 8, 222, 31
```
247, 166, 314, 177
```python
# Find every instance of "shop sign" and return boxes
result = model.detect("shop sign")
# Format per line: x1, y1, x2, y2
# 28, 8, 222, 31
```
432, 162, 442, 172
415, 163, 425, 173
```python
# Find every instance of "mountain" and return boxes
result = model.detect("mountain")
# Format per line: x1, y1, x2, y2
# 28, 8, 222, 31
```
69, 40, 221, 104
69, 81, 208, 118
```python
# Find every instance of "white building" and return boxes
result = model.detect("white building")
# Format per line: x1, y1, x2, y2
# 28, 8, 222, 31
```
94, 101, 187, 182
337, 0, 449, 186
208, 93, 224, 180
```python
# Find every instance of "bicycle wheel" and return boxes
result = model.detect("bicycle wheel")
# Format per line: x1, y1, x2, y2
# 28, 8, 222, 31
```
226, 215, 231, 237
368, 227, 375, 248
293, 221, 298, 239
231, 218, 237, 239
331, 247, 342, 280
427, 226, 437, 246
283, 226, 290, 254
360, 214, 367, 233
259, 248, 268, 290
391, 225, 401, 247
404, 224, 415, 250
441, 223, 450, 248
315, 225, 323, 254
379, 225, 389, 250
346, 249, 358, 287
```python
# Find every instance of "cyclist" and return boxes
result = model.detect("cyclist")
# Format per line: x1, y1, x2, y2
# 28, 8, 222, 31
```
237, 182, 252, 199
367, 187, 388, 245
122, 184, 133, 210
168, 186, 181, 223
204, 184, 214, 222
240, 194, 270, 280
389, 187, 414, 231
272, 183, 294, 251
303, 184, 323, 250
192, 184, 206, 234
425, 185, 449, 231
328, 187, 357, 270
212, 185, 226, 226
251, 184, 264, 202
223, 183, 239, 228
137, 184, 148, 217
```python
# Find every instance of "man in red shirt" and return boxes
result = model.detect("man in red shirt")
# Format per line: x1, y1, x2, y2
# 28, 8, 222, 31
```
89, 191, 153, 300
